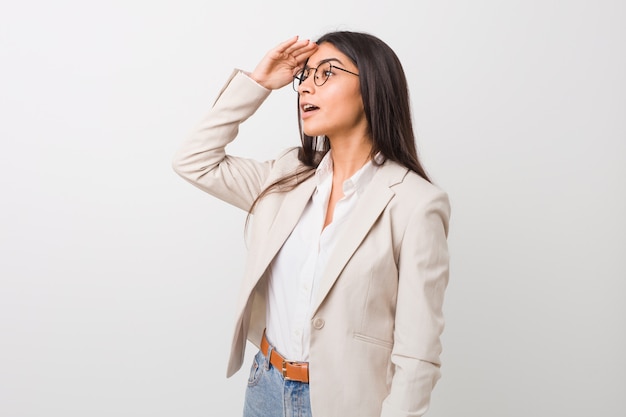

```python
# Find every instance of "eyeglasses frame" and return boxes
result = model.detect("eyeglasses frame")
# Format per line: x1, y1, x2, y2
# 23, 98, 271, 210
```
292, 62, 359, 92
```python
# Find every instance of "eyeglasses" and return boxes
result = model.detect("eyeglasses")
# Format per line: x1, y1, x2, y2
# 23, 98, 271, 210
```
292, 61, 359, 92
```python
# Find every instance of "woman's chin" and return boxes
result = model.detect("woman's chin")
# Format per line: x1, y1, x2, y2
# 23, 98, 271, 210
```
302, 128, 323, 137
301, 118, 324, 137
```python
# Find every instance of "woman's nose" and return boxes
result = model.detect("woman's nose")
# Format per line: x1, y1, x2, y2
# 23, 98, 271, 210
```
298, 76, 315, 95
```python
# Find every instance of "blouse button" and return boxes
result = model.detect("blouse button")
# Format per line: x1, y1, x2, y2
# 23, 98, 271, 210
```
313, 318, 325, 329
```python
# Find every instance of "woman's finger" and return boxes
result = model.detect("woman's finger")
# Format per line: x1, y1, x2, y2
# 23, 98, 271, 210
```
250, 36, 317, 89
275, 36, 301, 54
283, 38, 315, 56
292, 42, 317, 60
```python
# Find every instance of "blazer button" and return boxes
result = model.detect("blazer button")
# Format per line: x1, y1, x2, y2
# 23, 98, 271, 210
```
313, 318, 325, 329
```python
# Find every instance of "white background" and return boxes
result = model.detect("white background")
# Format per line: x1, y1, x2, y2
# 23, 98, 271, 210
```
1, 0, 624, 416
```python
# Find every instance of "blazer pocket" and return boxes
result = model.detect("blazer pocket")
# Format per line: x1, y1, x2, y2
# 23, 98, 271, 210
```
353, 333, 393, 350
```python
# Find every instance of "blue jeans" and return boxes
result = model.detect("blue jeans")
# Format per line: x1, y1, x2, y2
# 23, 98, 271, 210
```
243, 349, 312, 417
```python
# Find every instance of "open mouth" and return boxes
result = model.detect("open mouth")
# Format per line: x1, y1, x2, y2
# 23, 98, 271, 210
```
302, 104, 319, 113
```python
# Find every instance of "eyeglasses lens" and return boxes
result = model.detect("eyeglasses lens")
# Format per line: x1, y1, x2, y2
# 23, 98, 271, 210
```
292, 62, 332, 91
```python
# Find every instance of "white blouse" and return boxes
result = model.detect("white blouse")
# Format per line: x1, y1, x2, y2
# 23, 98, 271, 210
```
264, 151, 379, 361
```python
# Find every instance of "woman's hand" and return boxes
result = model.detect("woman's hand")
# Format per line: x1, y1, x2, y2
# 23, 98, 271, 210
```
250, 36, 318, 90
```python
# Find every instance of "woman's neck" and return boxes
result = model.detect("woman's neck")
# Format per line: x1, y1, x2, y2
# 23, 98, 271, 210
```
328, 135, 373, 180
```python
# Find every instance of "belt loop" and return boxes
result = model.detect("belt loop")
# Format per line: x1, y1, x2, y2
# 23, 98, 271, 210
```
265, 344, 273, 371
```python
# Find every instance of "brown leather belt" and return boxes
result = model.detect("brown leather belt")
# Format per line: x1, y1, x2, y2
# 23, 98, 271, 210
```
261, 332, 309, 383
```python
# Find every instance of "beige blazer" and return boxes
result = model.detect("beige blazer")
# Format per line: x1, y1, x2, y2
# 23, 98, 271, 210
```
173, 70, 451, 417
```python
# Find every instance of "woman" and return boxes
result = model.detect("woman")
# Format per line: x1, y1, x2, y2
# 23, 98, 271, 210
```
173, 31, 450, 417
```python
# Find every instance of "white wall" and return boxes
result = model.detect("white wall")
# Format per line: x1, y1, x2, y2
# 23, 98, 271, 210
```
1, 0, 624, 416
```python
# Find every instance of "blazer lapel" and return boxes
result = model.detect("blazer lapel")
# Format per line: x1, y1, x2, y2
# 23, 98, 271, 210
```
248, 175, 317, 283
311, 161, 408, 315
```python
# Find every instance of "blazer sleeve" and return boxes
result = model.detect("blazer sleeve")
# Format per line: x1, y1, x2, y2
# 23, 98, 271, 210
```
380, 190, 451, 417
172, 70, 275, 211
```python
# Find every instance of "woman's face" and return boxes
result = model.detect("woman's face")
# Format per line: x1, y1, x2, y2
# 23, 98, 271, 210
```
297, 43, 368, 142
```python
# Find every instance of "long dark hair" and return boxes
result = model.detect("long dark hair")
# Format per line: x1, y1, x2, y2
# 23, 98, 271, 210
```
249, 31, 430, 214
